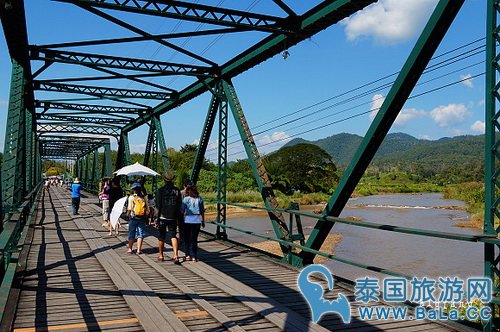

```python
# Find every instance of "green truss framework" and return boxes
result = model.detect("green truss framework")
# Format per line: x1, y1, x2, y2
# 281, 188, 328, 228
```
1, 1, 499, 330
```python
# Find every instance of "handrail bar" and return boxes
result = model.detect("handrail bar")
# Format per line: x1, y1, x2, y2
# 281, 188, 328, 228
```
207, 200, 498, 244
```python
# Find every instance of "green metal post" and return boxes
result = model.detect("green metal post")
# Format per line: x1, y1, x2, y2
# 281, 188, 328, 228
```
484, 1, 498, 331
301, 0, 465, 265
91, 149, 99, 192
153, 116, 169, 176
85, 154, 91, 188
116, 130, 131, 170
221, 79, 294, 262
1, 60, 28, 214
216, 82, 228, 240
191, 92, 219, 184
103, 140, 112, 178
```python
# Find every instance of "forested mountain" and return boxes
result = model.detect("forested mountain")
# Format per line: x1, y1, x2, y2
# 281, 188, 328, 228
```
284, 133, 484, 183
285, 132, 482, 165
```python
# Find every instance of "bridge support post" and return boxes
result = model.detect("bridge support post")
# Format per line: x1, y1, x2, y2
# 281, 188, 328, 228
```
191, 92, 219, 184
91, 149, 99, 193
1, 60, 29, 214
143, 116, 168, 193
102, 140, 113, 179
221, 79, 300, 264
300, 0, 465, 265
116, 130, 131, 170
216, 82, 228, 240
484, 0, 499, 330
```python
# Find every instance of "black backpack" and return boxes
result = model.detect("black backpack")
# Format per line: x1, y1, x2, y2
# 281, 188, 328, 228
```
158, 185, 180, 220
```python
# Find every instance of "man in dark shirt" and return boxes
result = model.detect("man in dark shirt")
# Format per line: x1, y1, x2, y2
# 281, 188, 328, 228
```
156, 171, 182, 264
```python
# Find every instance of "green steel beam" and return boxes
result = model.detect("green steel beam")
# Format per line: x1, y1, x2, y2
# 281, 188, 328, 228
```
34, 82, 176, 100
116, 131, 131, 170
37, 123, 120, 137
30, 48, 214, 76
153, 116, 169, 175
222, 79, 292, 259
301, 0, 465, 265
91, 149, 99, 190
38, 28, 246, 49
77, 5, 216, 66
484, 1, 499, 331
37, 114, 129, 125
1, 61, 28, 214
216, 84, 228, 240
143, 121, 155, 169
37, 102, 148, 115
56, 0, 286, 33
190, 92, 219, 184
122, 0, 377, 133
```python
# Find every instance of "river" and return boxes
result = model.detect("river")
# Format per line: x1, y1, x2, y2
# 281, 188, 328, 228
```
205, 193, 483, 281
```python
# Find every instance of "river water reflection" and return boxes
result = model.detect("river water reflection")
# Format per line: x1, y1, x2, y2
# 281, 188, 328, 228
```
206, 193, 483, 281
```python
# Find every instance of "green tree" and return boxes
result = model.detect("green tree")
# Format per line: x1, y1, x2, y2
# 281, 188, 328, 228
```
264, 143, 338, 194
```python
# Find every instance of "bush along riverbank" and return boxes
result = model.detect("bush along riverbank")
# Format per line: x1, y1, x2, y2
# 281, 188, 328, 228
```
443, 182, 487, 230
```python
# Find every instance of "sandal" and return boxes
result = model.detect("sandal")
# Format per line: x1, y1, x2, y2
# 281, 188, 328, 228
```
185, 256, 192, 261
157, 256, 164, 262
136, 251, 143, 255
127, 250, 134, 254
173, 257, 181, 265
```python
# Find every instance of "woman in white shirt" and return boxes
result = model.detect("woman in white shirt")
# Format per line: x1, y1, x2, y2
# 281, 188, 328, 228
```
180, 185, 205, 262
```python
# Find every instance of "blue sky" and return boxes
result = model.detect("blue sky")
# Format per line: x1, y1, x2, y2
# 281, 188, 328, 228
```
0, 0, 486, 161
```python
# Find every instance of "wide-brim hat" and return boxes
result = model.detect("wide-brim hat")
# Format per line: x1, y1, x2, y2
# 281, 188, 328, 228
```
164, 171, 175, 181
74, 178, 80, 183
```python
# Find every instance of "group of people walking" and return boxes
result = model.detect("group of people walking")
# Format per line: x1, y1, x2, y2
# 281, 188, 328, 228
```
98, 172, 205, 264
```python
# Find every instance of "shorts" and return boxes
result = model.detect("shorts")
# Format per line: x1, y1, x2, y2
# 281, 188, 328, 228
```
102, 199, 110, 221
158, 219, 177, 240
128, 218, 146, 240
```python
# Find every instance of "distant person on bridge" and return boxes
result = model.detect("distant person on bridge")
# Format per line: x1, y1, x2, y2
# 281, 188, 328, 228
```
99, 178, 111, 229
71, 178, 82, 215
155, 171, 182, 264
108, 177, 123, 236
126, 184, 149, 254
181, 185, 205, 262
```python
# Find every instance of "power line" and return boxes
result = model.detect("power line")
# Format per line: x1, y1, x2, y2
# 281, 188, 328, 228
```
202, 39, 485, 158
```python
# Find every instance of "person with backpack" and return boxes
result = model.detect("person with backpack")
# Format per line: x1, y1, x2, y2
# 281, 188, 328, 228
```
155, 171, 182, 263
181, 185, 205, 262
126, 184, 149, 254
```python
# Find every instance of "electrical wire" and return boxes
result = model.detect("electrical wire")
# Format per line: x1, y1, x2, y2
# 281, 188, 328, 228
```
201, 38, 485, 159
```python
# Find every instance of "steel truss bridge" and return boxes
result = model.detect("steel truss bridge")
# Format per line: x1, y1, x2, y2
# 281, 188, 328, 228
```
0, 0, 499, 331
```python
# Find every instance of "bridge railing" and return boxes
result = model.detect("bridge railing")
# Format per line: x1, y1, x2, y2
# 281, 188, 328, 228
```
205, 200, 499, 280
0, 181, 43, 326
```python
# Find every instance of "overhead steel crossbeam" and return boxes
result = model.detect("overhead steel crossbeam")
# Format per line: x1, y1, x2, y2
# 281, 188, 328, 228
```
34, 82, 176, 100
30, 48, 215, 76
40, 135, 108, 159
37, 114, 130, 125
37, 123, 120, 137
54, 0, 289, 33
123, 0, 378, 132
37, 101, 149, 114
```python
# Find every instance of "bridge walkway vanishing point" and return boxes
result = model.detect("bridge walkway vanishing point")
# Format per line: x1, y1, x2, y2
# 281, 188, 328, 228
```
9, 187, 465, 332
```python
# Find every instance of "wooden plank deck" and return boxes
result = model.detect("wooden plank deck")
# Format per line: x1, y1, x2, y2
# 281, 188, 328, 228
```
9, 187, 470, 331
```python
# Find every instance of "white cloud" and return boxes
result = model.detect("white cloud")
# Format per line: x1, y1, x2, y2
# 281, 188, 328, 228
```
478, 99, 485, 107
258, 131, 291, 146
129, 143, 147, 153
395, 108, 427, 126
470, 120, 485, 134
430, 103, 470, 127
460, 74, 474, 88
341, 0, 438, 44
192, 139, 200, 145
420, 135, 434, 141
369, 94, 385, 120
